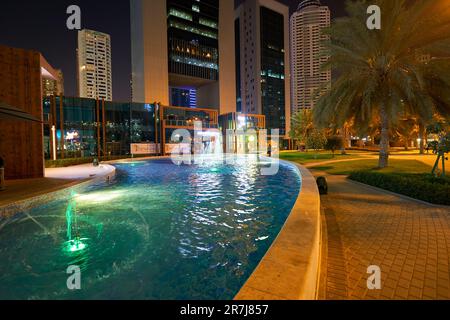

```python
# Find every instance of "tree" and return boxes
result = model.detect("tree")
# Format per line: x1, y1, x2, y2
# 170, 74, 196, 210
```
394, 118, 419, 151
325, 136, 345, 157
314, 0, 450, 168
306, 129, 328, 152
290, 110, 314, 148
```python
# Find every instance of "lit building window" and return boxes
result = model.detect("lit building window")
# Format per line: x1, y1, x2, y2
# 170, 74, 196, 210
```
169, 8, 193, 21
169, 21, 217, 39
199, 18, 218, 29
170, 55, 218, 70
192, 4, 200, 13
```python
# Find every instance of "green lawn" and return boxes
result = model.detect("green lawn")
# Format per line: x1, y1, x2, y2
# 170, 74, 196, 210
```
280, 151, 365, 165
311, 159, 433, 175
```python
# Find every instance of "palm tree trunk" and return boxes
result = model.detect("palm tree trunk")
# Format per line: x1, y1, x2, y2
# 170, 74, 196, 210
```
344, 126, 351, 149
379, 106, 390, 168
419, 122, 426, 154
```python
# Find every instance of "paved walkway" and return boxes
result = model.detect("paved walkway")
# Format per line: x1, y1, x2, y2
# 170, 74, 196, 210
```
316, 173, 450, 300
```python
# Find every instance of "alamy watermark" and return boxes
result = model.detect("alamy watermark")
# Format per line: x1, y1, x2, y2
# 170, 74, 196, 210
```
367, 5, 381, 30
66, 5, 81, 30
67, 265, 81, 291
367, 265, 382, 290
169, 122, 280, 176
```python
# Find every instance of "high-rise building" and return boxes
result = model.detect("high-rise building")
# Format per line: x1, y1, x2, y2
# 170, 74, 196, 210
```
130, 0, 236, 114
235, 0, 291, 138
290, 0, 330, 112
42, 69, 64, 97
77, 29, 113, 101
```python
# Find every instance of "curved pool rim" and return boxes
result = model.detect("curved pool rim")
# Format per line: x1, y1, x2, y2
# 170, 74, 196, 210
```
235, 160, 322, 300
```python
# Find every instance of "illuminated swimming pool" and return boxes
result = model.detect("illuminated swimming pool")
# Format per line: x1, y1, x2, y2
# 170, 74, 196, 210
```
0, 156, 301, 300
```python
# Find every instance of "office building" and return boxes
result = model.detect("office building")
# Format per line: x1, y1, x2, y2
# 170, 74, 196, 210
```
130, 0, 236, 114
235, 0, 291, 138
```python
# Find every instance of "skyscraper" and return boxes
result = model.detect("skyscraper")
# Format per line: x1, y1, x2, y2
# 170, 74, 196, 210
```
77, 29, 113, 101
130, 0, 236, 114
235, 0, 291, 138
290, 0, 330, 112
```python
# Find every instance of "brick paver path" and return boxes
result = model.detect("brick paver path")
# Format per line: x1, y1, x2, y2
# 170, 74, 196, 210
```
317, 174, 450, 300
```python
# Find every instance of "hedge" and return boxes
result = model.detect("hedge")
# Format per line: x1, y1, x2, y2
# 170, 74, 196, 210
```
348, 171, 450, 206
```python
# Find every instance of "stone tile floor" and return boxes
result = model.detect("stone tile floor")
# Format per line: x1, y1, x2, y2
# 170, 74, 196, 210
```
316, 174, 450, 300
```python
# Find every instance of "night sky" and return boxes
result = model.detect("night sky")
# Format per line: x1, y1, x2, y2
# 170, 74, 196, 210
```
0, 0, 346, 102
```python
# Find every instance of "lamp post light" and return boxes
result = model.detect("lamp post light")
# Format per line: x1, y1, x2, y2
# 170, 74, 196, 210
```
51, 125, 57, 161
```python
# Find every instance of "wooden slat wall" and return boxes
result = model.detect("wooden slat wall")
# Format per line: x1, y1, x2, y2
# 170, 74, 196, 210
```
0, 46, 44, 180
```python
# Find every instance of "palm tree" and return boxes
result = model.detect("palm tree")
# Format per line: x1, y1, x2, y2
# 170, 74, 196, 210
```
314, 0, 450, 168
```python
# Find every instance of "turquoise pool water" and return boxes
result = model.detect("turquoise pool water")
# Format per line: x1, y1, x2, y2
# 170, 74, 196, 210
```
0, 156, 301, 300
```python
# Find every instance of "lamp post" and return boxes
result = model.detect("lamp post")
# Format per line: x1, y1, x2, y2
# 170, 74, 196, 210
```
51, 125, 57, 161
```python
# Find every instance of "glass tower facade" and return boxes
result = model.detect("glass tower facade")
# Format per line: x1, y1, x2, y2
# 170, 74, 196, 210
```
167, 0, 220, 81
260, 7, 286, 136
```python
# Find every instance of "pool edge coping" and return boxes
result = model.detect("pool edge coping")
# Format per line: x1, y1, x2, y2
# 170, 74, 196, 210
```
0, 164, 116, 219
234, 161, 322, 300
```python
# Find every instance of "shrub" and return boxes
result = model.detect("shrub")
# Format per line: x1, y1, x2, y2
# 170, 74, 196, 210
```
348, 171, 450, 205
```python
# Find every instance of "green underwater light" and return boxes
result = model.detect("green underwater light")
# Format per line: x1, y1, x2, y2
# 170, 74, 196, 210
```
64, 238, 88, 253
64, 191, 88, 254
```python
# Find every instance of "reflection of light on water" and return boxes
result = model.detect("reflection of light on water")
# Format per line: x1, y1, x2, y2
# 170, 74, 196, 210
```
76, 190, 124, 203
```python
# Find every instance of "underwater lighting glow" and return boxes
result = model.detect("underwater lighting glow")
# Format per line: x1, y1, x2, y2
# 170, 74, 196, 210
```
76, 191, 124, 203
64, 238, 88, 253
